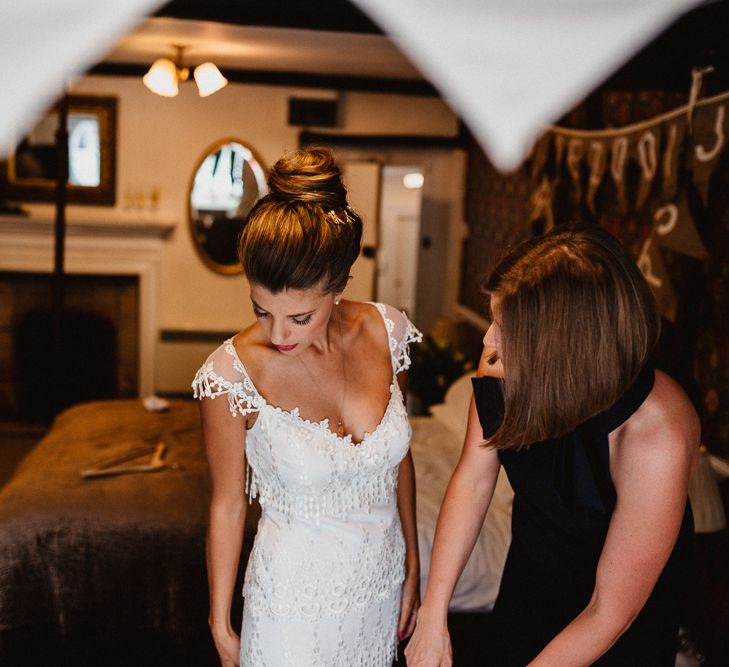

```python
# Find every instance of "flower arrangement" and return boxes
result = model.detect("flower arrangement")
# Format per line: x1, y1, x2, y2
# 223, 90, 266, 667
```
408, 319, 477, 414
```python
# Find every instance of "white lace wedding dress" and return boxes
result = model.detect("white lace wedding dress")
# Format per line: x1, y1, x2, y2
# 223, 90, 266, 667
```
193, 303, 422, 667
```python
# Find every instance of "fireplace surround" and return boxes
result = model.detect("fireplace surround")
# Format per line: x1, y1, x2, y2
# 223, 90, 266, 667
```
0, 215, 174, 416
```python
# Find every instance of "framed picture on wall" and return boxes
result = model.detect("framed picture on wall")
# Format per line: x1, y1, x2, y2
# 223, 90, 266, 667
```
0, 95, 117, 206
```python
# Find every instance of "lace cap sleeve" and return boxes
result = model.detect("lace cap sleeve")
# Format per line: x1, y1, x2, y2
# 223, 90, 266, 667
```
191, 339, 261, 417
374, 303, 423, 375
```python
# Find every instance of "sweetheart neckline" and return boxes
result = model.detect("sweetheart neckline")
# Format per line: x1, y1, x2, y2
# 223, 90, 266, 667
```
256, 380, 399, 448
225, 337, 400, 448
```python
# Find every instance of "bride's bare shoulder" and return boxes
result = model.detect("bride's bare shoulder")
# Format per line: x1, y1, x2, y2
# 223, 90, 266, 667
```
339, 300, 391, 352
231, 321, 274, 369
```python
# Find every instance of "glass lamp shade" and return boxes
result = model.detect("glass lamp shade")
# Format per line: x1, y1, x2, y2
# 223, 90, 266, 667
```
194, 62, 228, 97
143, 58, 179, 97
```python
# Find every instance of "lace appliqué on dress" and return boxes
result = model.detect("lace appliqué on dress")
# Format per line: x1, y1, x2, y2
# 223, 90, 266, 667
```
371, 302, 423, 375
191, 339, 261, 418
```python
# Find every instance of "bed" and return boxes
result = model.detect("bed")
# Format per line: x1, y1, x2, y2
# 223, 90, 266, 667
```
0, 383, 511, 666
411, 372, 513, 613
0, 399, 258, 667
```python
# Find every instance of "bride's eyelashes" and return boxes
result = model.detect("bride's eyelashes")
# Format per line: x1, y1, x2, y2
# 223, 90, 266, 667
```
253, 309, 313, 326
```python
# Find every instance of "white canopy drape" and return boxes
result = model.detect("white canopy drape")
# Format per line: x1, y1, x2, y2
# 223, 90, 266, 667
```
353, 0, 703, 170
0, 0, 163, 156
0, 0, 702, 171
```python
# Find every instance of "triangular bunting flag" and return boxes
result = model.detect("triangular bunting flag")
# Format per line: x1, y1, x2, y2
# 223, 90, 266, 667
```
637, 234, 677, 321
529, 176, 555, 232
586, 140, 608, 214
610, 136, 630, 212
653, 192, 709, 260
688, 102, 727, 205
634, 126, 661, 210
661, 120, 685, 202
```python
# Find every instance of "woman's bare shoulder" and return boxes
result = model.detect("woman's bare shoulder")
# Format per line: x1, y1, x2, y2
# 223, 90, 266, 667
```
644, 370, 700, 434
340, 299, 382, 334
343, 298, 379, 320
231, 321, 274, 373
342, 300, 393, 358
613, 369, 700, 462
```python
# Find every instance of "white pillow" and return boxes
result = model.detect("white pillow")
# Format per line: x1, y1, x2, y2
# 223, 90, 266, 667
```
428, 373, 474, 443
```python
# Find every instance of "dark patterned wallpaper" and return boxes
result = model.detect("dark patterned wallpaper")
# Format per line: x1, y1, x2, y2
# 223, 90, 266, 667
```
459, 139, 532, 316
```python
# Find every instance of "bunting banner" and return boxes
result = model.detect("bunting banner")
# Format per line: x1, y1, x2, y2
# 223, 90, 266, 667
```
689, 102, 727, 205
637, 233, 677, 321
653, 192, 708, 260
527, 89, 728, 319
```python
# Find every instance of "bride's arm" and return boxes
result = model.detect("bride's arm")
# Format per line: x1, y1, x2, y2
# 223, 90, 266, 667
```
201, 394, 248, 667
397, 370, 420, 640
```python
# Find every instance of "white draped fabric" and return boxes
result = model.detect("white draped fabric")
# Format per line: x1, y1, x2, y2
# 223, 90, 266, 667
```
352, 0, 702, 170
0, 1, 702, 170
0, 0, 162, 156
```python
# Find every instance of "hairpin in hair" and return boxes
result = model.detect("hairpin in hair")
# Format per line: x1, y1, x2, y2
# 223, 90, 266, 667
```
327, 208, 355, 226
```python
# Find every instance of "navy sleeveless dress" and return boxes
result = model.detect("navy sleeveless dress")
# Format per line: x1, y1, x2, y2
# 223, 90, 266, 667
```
472, 365, 693, 666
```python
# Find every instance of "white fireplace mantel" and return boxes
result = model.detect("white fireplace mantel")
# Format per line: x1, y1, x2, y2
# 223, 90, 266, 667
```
0, 214, 176, 397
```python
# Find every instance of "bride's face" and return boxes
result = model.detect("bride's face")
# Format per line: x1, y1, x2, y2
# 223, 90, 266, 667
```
249, 282, 340, 354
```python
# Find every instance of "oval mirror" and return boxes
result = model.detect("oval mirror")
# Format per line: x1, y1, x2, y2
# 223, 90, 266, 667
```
189, 139, 267, 274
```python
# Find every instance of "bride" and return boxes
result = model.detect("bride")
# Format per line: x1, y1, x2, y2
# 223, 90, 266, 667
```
193, 147, 421, 666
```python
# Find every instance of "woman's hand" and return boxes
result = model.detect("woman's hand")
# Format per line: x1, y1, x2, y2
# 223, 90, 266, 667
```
211, 623, 241, 667
404, 607, 452, 666
398, 571, 420, 641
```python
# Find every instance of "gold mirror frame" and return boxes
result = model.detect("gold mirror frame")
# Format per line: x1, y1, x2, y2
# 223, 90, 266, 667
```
188, 138, 268, 275
0, 95, 117, 206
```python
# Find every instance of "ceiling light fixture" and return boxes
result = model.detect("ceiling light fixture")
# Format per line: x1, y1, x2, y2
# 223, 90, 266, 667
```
143, 45, 228, 98
403, 172, 424, 189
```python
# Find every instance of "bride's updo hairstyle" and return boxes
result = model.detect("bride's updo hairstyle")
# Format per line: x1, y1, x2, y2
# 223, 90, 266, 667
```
238, 147, 362, 294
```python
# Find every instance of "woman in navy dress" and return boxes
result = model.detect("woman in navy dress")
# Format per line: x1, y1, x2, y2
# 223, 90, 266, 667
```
406, 226, 699, 666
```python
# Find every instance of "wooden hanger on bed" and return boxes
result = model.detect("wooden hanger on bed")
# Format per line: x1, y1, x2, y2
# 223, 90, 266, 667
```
80, 442, 167, 480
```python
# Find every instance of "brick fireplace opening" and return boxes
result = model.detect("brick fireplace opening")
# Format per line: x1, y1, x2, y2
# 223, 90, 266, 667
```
0, 272, 139, 422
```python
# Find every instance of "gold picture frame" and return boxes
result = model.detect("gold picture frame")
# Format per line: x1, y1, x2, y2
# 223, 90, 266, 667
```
0, 95, 117, 206
188, 138, 268, 275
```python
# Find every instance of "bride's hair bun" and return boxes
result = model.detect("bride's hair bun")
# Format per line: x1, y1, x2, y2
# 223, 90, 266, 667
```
239, 147, 363, 294
267, 147, 347, 208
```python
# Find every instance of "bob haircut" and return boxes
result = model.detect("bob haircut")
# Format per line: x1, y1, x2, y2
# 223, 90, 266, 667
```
483, 225, 660, 450
238, 147, 362, 294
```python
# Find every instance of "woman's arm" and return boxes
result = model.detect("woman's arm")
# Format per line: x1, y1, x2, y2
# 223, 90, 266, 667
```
200, 394, 249, 667
529, 371, 700, 666
405, 398, 501, 667
397, 370, 420, 639
397, 448, 420, 639
405, 349, 503, 666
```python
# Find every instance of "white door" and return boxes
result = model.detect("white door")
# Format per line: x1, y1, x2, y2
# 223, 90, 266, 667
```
376, 166, 423, 316
340, 160, 380, 302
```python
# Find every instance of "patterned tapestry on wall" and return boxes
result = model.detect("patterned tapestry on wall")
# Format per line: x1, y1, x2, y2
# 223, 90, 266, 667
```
526, 90, 729, 457
459, 139, 532, 317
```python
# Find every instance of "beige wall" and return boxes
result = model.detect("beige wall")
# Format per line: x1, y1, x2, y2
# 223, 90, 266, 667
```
20, 75, 461, 392
25, 76, 458, 331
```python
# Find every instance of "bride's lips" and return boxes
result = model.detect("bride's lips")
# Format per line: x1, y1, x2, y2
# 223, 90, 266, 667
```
275, 343, 298, 352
